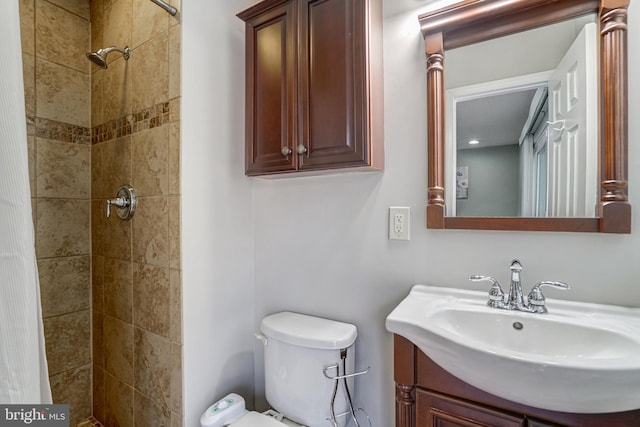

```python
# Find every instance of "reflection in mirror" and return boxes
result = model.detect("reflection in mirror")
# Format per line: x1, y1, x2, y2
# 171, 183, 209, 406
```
419, 0, 631, 233
445, 16, 598, 218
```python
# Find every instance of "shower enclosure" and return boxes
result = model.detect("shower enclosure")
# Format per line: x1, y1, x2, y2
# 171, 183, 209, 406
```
17, 0, 182, 425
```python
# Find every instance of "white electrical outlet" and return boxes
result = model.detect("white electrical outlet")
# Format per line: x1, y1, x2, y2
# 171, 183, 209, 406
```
389, 207, 410, 240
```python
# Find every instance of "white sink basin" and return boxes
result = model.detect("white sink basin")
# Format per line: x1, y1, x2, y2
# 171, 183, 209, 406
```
385, 285, 640, 413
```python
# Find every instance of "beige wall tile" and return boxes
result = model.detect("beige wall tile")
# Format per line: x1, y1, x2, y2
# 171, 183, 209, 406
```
101, 136, 131, 202
90, 0, 104, 53
103, 0, 132, 53
22, 53, 35, 118
104, 315, 134, 385
169, 196, 180, 269
93, 256, 104, 312
134, 391, 170, 427
170, 343, 182, 414
27, 135, 35, 196
103, 0, 119, 11
91, 200, 105, 256
36, 138, 91, 198
104, 257, 133, 323
43, 310, 91, 375
170, 0, 181, 24
91, 254, 104, 313
104, 373, 134, 427
169, 269, 181, 343
48, 0, 91, 19
36, 198, 90, 258
102, 213, 132, 261
38, 255, 90, 317
19, 0, 34, 55
91, 142, 104, 199
168, 122, 179, 195
133, 263, 170, 336
134, 328, 171, 408
93, 366, 106, 422
50, 364, 91, 426
35, 0, 90, 73
132, 125, 169, 197
171, 412, 183, 427
169, 97, 180, 124
132, 0, 168, 49
91, 67, 104, 127
131, 32, 168, 112
132, 197, 168, 266
93, 310, 104, 369
168, 24, 180, 100
102, 56, 132, 123
36, 58, 91, 127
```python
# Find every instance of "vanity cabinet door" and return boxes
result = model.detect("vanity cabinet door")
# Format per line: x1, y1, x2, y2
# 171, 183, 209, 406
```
240, 0, 298, 175
417, 389, 526, 427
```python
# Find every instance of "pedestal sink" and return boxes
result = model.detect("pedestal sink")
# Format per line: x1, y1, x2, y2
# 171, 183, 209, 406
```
385, 285, 640, 413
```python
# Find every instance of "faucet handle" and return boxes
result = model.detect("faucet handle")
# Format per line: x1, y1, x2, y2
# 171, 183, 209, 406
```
470, 275, 505, 306
527, 281, 570, 313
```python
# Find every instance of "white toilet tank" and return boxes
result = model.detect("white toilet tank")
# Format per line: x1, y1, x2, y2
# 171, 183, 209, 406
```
260, 312, 358, 427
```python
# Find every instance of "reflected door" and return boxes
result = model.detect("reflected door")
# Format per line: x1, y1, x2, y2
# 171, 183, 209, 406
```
548, 22, 598, 217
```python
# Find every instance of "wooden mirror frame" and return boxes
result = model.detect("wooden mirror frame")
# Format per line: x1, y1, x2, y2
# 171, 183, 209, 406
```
420, 0, 631, 233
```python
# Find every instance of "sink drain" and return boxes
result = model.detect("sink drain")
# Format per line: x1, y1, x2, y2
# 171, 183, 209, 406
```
513, 321, 524, 330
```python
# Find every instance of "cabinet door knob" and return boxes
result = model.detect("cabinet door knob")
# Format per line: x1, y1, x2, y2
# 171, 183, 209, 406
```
281, 146, 292, 156
297, 144, 308, 154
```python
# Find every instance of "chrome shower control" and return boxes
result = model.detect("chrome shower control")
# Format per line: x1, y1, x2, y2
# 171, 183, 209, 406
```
106, 185, 137, 220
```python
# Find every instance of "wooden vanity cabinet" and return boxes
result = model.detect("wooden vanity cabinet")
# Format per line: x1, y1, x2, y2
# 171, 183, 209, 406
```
394, 335, 640, 427
237, 0, 383, 176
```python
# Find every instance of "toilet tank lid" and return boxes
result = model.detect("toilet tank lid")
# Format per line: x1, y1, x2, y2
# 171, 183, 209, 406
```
261, 312, 357, 350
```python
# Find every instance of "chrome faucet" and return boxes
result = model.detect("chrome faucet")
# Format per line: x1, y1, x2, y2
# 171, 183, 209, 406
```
507, 259, 524, 309
470, 260, 570, 313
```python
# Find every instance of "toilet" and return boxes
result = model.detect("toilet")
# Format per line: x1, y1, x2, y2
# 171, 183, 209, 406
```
201, 312, 358, 427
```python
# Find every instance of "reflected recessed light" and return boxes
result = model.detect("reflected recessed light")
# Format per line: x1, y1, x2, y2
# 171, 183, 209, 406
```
468, 139, 480, 145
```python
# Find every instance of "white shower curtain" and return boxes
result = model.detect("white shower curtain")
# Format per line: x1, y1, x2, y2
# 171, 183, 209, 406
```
0, 0, 52, 403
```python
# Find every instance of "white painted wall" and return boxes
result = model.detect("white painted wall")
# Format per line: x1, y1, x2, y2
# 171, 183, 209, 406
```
183, 1, 640, 426
181, 1, 256, 426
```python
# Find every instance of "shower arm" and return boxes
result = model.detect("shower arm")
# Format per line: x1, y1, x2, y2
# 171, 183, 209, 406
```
150, 0, 177, 16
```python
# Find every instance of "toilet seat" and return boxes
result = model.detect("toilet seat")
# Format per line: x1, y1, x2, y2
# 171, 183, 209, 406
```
229, 411, 304, 427
230, 411, 285, 426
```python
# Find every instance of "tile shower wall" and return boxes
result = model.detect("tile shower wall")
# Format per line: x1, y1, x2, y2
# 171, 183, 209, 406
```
20, 1, 92, 426
20, 0, 182, 426
90, 1, 182, 427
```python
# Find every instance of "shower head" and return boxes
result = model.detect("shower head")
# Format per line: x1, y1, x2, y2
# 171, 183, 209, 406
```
86, 46, 131, 69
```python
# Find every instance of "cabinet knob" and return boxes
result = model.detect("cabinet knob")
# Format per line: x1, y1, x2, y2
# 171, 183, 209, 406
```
281, 146, 292, 156
297, 144, 308, 154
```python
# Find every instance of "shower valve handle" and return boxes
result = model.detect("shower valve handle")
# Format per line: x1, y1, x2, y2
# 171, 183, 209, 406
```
106, 197, 128, 218
105, 185, 137, 220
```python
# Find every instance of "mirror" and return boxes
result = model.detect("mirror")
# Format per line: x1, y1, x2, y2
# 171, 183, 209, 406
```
419, 0, 631, 233
446, 15, 598, 218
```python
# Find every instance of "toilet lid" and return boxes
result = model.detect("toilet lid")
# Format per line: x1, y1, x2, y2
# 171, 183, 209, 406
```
231, 411, 287, 427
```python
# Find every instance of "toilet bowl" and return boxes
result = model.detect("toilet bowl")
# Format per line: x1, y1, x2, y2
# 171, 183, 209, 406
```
200, 312, 358, 427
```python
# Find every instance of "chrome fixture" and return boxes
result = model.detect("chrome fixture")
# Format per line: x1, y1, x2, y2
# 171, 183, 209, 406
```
323, 349, 371, 427
86, 46, 130, 69
470, 260, 569, 313
507, 259, 524, 308
106, 185, 137, 220
527, 281, 571, 313
150, 0, 177, 16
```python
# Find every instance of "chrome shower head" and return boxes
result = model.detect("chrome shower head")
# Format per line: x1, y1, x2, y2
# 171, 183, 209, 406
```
86, 46, 131, 69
